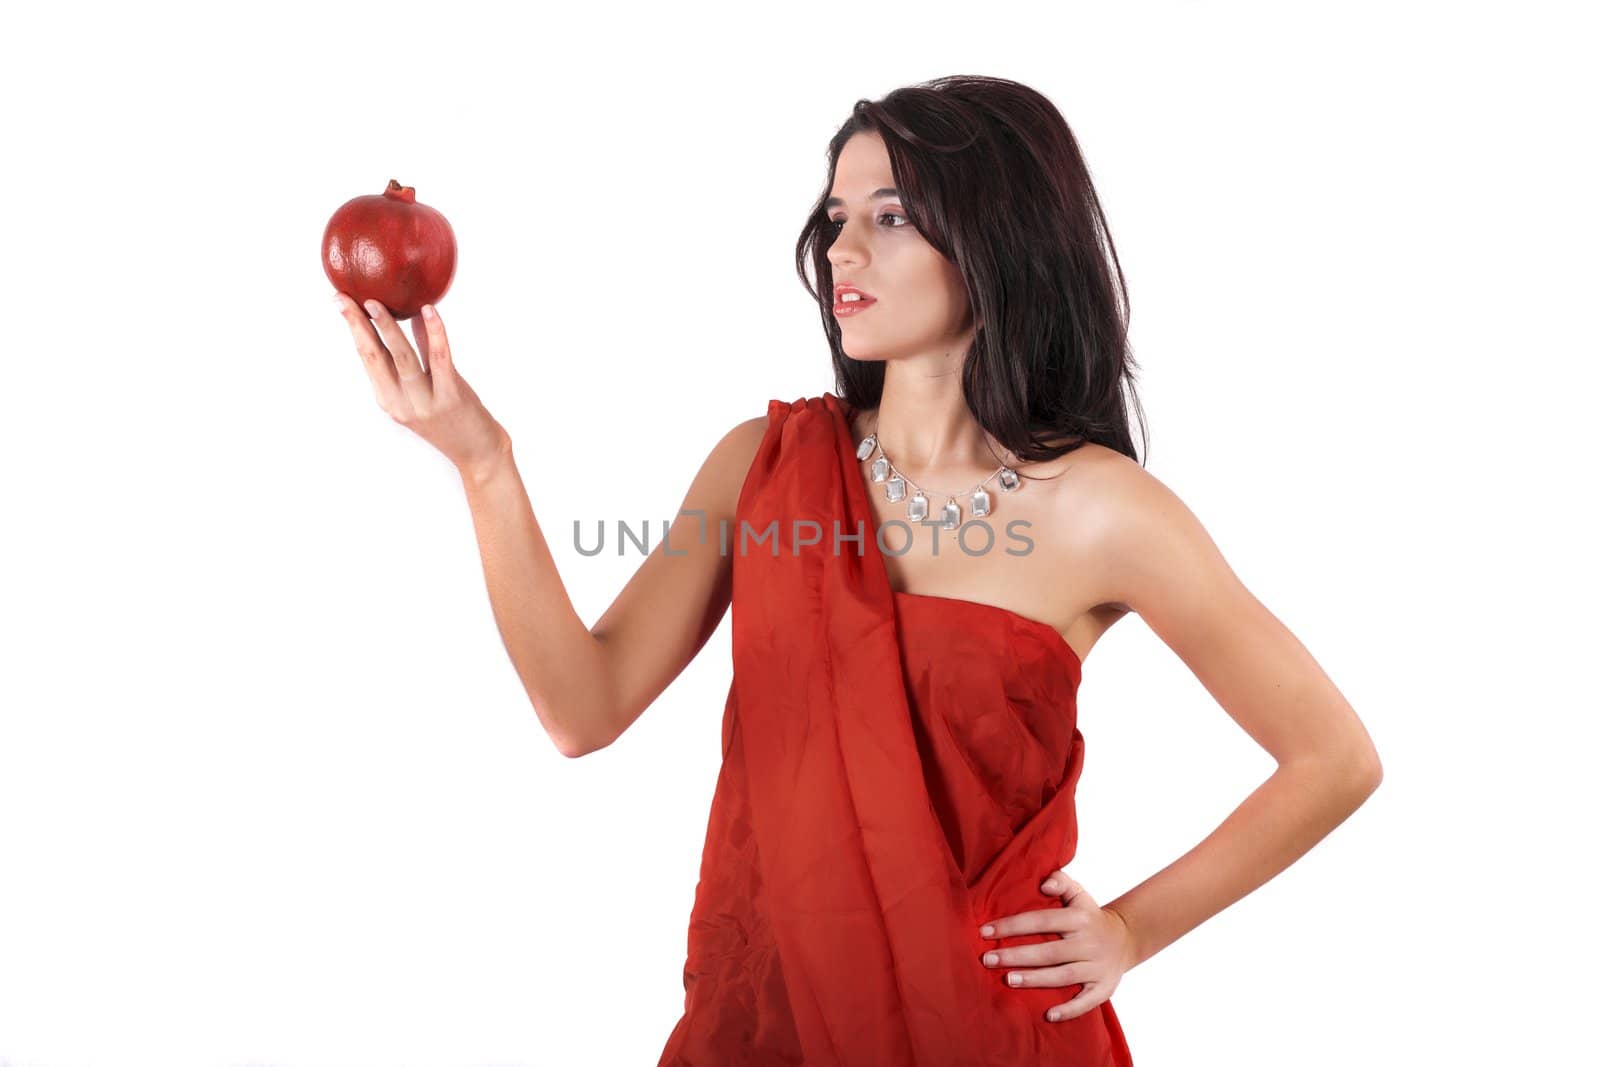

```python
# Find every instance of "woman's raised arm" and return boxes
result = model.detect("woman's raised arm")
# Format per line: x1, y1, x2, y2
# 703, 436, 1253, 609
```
335, 290, 765, 757
462, 414, 766, 757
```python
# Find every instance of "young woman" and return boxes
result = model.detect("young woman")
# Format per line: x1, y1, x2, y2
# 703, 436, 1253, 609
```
334, 75, 1382, 1066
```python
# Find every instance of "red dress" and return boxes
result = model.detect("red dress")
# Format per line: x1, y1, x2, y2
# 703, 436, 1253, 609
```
657, 393, 1134, 1066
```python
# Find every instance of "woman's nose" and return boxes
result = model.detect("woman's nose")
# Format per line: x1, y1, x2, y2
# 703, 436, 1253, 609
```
827, 223, 868, 266
827, 237, 863, 269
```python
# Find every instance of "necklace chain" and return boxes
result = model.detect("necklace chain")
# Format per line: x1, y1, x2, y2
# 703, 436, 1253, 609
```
871, 422, 1012, 498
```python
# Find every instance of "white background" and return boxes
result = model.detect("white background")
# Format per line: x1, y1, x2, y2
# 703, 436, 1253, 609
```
2, 1, 1594, 1064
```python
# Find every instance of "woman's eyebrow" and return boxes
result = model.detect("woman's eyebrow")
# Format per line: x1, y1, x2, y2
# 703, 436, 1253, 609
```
823, 187, 900, 210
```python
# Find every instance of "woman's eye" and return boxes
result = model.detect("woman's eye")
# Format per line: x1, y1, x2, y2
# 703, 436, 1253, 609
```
825, 212, 907, 232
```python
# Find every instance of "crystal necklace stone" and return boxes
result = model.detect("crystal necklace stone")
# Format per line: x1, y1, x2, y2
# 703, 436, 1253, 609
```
870, 456, 891, 483
998, 467, 1021, 492
939, 499, 961, 529
907, 491, 928, 522
856, 433, 878, 462
971, 486, 991, 517
886, 475, 906, 503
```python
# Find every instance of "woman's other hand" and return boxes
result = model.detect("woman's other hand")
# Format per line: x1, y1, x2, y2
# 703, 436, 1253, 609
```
977, 870, 1138, 1023
335, 292, 511, 482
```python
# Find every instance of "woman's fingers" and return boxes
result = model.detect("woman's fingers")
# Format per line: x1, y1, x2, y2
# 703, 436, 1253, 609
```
362, 300, 433, 414
998, 959, 1093, 990
977, 869, 1128, 1024
982, 938, 1072, 970
980, 907, 1079, 940
336, 292, 409, 416
1044, 982, 1108, 1023
410, 304, 459, 404
408, 313, 431, 369
1048, 871, 1096, 909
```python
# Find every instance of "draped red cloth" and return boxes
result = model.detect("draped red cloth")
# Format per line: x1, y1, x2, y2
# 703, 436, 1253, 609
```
657, 394, 1133, 1066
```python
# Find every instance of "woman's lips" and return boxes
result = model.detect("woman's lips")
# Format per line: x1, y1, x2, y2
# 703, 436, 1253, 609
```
833, 296, 877, 317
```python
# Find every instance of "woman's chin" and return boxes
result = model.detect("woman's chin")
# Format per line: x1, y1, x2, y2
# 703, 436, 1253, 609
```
841, 347, 891, 363
838, 332, 896, 363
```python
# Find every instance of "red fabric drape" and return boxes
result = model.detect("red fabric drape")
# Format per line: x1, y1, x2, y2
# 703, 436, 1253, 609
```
657, 394, 1133, 1066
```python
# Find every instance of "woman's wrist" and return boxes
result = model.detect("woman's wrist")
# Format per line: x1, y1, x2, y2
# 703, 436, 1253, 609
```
1101, 901, 1143, 972
458, 437, 516, 489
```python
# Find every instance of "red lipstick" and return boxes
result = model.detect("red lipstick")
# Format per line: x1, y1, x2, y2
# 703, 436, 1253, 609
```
833, 283, 877, 317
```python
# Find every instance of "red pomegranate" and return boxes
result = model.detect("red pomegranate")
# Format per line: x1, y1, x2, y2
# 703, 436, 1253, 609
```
322, 179, 456, 321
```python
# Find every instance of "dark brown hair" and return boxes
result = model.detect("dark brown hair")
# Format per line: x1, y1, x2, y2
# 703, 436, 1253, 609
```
795, 74, 1148, 466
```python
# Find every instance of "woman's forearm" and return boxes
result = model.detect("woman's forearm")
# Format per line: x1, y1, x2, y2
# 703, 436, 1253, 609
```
457, 443, 611, 757
1103, 748, 1381, 969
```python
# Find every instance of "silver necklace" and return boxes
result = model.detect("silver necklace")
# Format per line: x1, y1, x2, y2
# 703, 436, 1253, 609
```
855, 421, 1022, 529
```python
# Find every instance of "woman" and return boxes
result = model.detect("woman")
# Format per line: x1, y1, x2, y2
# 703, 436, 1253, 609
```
333, 75, 1383, 1066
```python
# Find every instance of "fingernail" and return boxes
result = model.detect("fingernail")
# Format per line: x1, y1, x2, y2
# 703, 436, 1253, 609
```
364, 300, 382, 316
982, 952, 998, 966
333, 293, 344, 308
1041, 880, 1058, 893
422, 304, 436, 319
1007, 973, 1022, 986
1046, 1009, 1061, 1022
979, 924, 994, 937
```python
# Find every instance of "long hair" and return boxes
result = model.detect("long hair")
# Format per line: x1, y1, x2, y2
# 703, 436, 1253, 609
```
795, 74, 1148, 467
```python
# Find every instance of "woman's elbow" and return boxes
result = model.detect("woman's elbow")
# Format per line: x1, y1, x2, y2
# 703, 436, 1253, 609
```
1344, 739, 1383, 802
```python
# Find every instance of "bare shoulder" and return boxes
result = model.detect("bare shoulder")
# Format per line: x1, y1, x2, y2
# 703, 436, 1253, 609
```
1024, 439, 1145, 519
687, 411, 771, 522
716, 413, 770, 475
1038, 442, 1227, 615
708, 412, 769, 456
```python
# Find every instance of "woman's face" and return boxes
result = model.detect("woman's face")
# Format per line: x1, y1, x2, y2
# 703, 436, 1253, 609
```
824, 131, 975, 362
